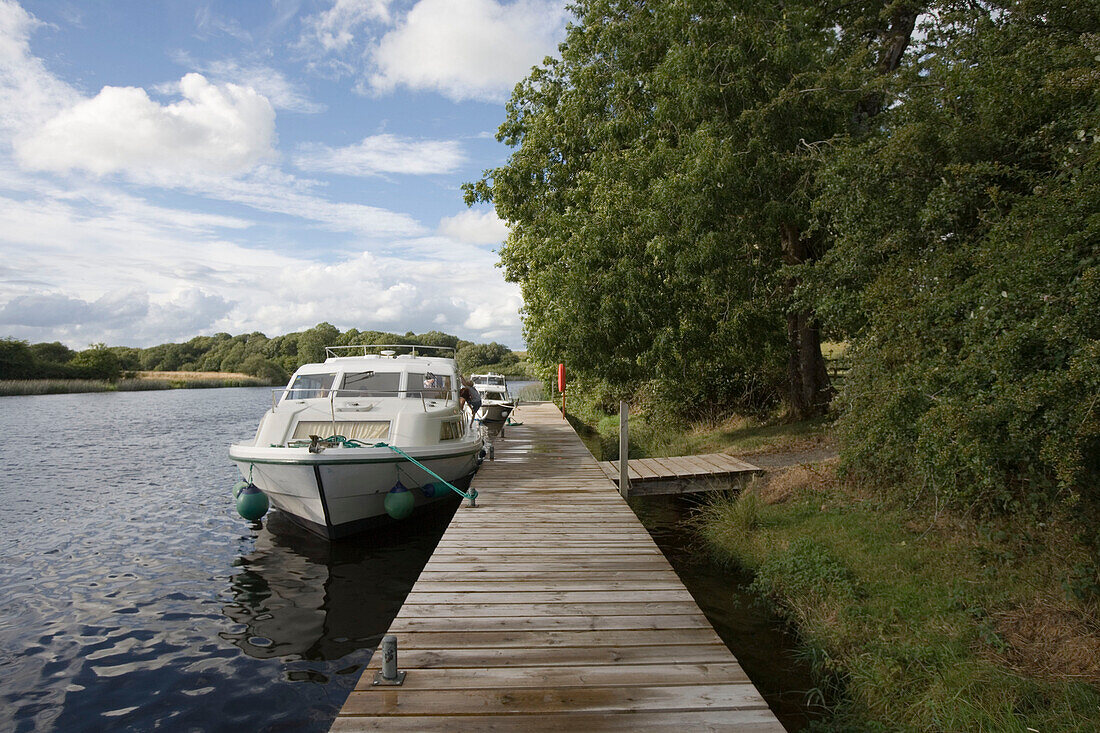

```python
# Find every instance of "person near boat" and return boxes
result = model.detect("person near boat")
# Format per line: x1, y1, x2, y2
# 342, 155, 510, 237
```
460, 377, 482, 424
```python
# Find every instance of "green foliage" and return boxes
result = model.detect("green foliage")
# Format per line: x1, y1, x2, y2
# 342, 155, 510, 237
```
456, 341, 516, 372
809, 1, 1100, 516
70, 343, 121, 381
0, 338, 34, 379
1, 326, 517, 388
30, 341, 74, 364
296, 321, 340, 365
751, 537, 861, 604
468, 0, 873, 417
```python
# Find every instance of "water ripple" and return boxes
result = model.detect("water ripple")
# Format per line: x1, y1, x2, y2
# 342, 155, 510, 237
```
0, 388, 451, 732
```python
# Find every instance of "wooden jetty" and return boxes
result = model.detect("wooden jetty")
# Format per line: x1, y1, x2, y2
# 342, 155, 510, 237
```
598, 453, 762, 496
332, 402, 782, 731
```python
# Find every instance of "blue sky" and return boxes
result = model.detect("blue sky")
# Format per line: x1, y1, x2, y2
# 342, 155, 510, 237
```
0, 0, 568, 349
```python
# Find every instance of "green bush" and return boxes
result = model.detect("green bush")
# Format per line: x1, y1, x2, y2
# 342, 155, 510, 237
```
69, 344, 122, 381
811, 3, 1100, 520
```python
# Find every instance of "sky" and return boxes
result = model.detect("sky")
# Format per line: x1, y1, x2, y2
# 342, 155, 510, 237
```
0, 0, 569, 349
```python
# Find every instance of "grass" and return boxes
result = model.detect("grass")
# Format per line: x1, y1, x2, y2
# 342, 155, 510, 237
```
0, 373, 272, 396
693, 465, 1100, 731
565, 396, 1100, 730
568, 398, 830, 460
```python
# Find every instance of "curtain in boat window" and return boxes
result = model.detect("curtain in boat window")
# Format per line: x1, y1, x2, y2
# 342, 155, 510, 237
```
439, 419, 463, 441
291, 421, 390, 441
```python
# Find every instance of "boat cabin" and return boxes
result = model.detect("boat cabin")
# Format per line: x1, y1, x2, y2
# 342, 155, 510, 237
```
256, 345, 465, 448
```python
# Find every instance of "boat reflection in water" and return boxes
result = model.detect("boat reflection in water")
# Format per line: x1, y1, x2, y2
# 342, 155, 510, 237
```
220, 500, 458, 664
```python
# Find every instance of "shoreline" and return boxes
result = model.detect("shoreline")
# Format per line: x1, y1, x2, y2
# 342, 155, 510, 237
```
0, 375, 273, 396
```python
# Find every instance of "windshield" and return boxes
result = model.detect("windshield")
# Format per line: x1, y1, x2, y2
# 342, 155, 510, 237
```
339, 371, 401, 396
285, 373, 335, 399
408, 372, 452, 399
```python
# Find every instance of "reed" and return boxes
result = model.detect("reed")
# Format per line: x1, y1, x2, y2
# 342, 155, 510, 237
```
0, 376, 270, 396
0, 379, 114, 395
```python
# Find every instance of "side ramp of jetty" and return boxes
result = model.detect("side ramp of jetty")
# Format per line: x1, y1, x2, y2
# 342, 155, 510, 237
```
332, 401, 782, 731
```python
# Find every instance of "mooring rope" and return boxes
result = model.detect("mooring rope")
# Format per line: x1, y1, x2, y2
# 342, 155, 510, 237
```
286, 435, 478, 501
371, 441, 478, 502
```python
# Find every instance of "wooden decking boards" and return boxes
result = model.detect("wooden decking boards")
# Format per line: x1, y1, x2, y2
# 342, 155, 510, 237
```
598, 452, 763, 496
331, 402, 783, 731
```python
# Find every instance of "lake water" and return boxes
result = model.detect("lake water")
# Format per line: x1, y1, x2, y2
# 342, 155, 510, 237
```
1, 386, 818, 731
0, 387, 453, 732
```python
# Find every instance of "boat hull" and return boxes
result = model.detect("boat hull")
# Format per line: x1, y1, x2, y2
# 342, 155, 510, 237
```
476, 402, 514, 425
229, 443, 481, 540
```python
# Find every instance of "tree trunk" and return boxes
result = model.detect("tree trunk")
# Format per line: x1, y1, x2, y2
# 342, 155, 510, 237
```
853, 5, 921, 127
781, 222, 833, 419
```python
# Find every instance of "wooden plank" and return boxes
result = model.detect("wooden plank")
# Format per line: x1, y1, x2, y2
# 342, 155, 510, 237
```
703, 453, 762, 474
331, 401, 782, 730
332, 708, 785, 732
338, 684, 769, 716
692, 453, 745, 474
349, 644, 739, 669
421, 562, 674, 573
596, 451, 763, 486
409, 580, 687, 592
416, 571, 683, 582
401, 590, 696, 604
628, 458, 664, 479
390, 628, 725, 649
658, 454, 705, 474
388, 614, 713, 633
353, 662, 750, 690
677, 455, 729, 475
393, 602, 704, 616
645, 457, 689, 478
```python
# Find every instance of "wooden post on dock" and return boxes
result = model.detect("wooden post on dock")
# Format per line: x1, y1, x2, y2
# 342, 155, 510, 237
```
619, 400, 630, 498
558, 363, 567, 420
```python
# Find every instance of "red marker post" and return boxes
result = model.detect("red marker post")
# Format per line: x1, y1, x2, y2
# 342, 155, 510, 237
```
557, 363, 566, 419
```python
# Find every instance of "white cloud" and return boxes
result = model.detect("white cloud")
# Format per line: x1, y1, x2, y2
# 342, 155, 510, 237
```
14, 73, 276, 184
175, 56, 326, 113
438, 208, 508, 245
0, 1, 526, 347
0, 288, 236, 346
369, 0, 567, 102
0, 185, 522, 347
300, 0, 391, 53
194, 5, 252, 43
0, 1, 81, 137
232, 244, 523, 344
199, 166, 426, 236
295, 133, 464, 176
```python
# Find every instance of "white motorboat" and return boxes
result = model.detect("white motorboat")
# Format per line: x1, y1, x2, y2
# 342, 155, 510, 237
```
471, 372, 515, 425
230, 345, 482, 540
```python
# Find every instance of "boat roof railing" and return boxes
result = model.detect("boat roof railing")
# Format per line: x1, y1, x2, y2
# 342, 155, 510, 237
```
324, 344, 457, 359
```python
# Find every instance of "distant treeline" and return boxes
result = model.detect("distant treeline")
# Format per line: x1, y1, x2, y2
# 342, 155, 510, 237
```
0, 323, 521, 383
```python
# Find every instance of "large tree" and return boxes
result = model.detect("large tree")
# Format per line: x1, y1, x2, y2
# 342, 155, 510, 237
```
469, 0, 919, 418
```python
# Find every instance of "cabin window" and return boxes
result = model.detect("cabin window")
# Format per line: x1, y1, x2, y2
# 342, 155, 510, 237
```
339, 371, 400, 396
439, 419, 463, 441
408, 373, 452, 399
292, 420, 390, 442
286, 373, 335, 399
484, 390, 506, 401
